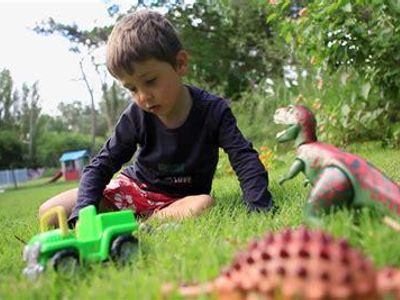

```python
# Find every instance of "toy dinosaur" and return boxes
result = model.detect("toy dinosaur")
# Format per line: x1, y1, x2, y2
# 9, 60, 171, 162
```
273, 104, 400, 219
163, 227, 400, 299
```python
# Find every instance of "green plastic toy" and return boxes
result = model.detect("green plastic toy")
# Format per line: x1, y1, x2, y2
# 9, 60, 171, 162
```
23, 205, 139, 280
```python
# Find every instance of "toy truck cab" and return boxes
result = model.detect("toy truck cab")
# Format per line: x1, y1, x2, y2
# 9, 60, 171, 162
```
23, 205, 139, 280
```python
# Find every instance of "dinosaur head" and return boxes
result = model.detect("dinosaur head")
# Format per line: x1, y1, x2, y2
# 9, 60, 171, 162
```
274, 105, 317, 147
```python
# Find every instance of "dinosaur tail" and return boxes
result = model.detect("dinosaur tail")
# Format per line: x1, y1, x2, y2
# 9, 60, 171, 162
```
356, 163, 400, 216
161, 282, 214, 298
370, 179, 400, 216
162, 278, 243, 299
376, 267, 400, 298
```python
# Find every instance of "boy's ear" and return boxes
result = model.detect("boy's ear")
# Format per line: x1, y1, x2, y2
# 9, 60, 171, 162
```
175, 49, 188, 76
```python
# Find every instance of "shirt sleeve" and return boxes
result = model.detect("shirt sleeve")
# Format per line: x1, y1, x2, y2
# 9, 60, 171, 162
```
217, 104, 273, 212
68, 107, 139, 224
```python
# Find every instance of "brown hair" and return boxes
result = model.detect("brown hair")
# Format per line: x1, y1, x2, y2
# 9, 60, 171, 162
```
106, 10, 182, 78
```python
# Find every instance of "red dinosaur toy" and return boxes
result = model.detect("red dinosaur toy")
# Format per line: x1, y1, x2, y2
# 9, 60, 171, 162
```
164, 227, 400, 299
273, 105, 400, 219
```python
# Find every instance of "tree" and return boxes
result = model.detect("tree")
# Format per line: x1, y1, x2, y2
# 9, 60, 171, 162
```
19, 82, 42, 166
99, 82, 129, 133
78, 57, 97, 154
56, 100, 106, 136
166, 0, 287, 97
0, 69, 18, 129
34, 0, 288, 99
57, 101, 85, 132
0, 130, 24, 169
37, 131, 104, 167
34, 19, 112, 155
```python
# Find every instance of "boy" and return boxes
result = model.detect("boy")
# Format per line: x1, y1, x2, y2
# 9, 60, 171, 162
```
39, 10, 273, 227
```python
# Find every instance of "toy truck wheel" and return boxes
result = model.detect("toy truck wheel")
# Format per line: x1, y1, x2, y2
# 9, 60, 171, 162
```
50, 249, 79, 277
110, 235, 139, 265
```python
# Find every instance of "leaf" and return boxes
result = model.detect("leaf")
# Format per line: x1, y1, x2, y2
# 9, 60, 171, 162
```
361, 82, 371, 99
285, 31, 293, 44
341, 104, 351, 117
266, 13, 278, 23
342, 3, 352, 13
340, 72, 349, 85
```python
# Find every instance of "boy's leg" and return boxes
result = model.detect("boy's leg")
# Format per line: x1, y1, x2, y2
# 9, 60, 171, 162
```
38, 188, 78, 226
38, 188, 112, 227
147, 194, 214, 222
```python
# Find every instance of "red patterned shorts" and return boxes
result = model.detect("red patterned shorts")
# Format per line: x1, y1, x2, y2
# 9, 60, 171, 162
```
102, 174, 179, 216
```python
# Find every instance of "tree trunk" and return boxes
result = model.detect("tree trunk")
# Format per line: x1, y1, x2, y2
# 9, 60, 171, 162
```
79, 59, 97, 156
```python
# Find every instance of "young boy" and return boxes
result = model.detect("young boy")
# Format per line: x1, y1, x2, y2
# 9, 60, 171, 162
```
39, 10, 273, 227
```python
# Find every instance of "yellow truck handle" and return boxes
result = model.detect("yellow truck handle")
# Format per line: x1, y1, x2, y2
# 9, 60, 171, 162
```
39, 206, 69, 236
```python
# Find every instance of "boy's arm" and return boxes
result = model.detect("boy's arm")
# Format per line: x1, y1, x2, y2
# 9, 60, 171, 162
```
218, 106, 273, 212
68, 108, 139, 224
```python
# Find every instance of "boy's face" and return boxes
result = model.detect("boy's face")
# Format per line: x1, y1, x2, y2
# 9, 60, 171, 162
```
117, 50, 188, 121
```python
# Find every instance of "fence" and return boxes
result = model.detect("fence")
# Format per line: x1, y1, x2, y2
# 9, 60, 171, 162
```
0, 168, 29, 188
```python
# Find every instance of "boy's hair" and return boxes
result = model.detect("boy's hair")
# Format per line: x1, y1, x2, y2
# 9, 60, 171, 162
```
106, 10, 183, 78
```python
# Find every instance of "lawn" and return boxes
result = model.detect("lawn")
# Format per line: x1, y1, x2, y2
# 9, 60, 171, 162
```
0, 143, 399, 299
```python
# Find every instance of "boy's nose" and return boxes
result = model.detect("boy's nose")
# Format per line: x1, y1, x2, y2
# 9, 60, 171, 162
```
138, 90, 151, 102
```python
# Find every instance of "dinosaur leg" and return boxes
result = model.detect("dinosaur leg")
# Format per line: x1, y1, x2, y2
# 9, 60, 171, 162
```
305, 167, 354, 219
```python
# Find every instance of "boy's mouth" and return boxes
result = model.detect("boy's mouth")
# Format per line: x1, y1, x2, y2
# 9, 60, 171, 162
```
148, 105, 161, 112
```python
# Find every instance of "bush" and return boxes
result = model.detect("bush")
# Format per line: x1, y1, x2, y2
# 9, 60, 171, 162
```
36, 132, 105, 167
288, 71, 395, 147
0, 130, 25, 169
265, 0, 400, 147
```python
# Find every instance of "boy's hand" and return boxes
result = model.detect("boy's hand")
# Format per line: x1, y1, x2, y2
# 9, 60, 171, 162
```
68, 217, 79, 229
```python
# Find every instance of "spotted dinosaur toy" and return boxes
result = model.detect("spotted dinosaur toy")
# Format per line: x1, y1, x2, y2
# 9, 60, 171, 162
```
164, 227, 400, 299
273, 105, 400, 219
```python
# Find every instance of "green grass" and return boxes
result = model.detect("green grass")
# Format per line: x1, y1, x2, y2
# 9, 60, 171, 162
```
0, 144, 400, 299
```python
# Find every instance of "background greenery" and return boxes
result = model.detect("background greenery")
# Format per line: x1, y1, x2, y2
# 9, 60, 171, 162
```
1, 0, 399, 170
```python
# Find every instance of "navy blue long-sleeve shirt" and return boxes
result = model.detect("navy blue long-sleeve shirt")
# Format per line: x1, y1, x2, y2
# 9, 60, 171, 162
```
69, 85, 273, 222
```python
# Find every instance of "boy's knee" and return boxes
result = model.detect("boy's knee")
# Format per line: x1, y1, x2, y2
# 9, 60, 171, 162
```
199, 194, 214, 208
38, 200, 63, 220
38, 200, 69, 227
38, 188, 78, 219
38, 201, 51, 218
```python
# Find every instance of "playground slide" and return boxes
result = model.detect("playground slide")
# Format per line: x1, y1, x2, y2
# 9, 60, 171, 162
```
47, 170, 63, 184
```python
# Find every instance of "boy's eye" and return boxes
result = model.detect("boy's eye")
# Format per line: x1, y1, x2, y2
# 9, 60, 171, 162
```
145, 78, 156, 85
127, 86, 137, 93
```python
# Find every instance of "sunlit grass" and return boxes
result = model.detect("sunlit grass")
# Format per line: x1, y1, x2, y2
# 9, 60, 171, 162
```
0, 144, 399, 299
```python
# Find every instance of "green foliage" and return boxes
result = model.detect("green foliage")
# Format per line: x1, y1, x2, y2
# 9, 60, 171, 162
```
36, 132, 104, 167
0, 130, 25, 169
0, 145, 399, 298
232, 85, 283, 145
166, 0, 287, 98
262, 0, 400, 147
99, 82, 130, 134
57, 101, 109, 137
0, 69, 17, 129
282, 71, 397, 147
0, 68, 121, 168
267, 0, 400, 116
2, 0, 399, 170
33, 18, 111, 52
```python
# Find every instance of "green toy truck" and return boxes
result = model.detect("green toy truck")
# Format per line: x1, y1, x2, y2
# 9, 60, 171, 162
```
23, 205, 139, 280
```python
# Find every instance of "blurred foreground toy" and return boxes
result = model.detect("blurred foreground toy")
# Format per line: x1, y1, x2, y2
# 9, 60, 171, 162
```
163, 227, 400, 299
273, 105, 400, 220
23, 205, 139, 280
